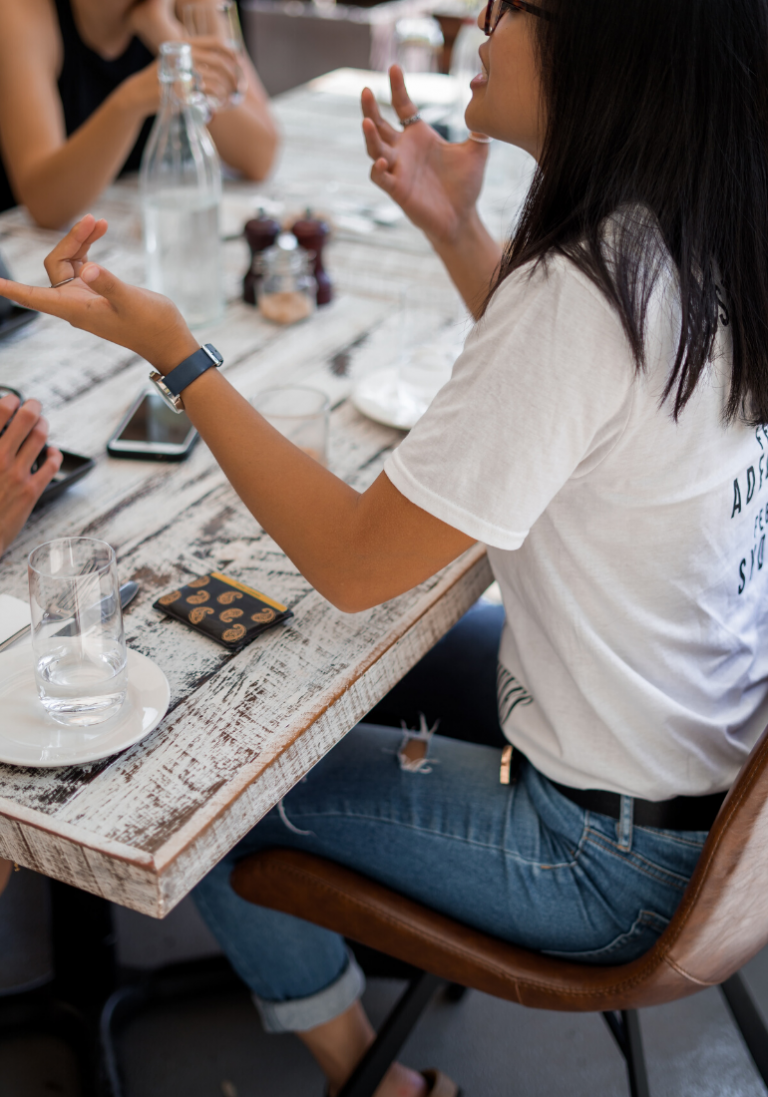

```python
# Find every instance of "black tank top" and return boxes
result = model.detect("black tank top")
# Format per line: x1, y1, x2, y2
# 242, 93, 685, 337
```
0, 0, 154, 213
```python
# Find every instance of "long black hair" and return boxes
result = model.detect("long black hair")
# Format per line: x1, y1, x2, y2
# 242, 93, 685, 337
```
489, 0, 768, 424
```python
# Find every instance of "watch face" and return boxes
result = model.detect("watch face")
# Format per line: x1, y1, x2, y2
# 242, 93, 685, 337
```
149, 373, 184, 413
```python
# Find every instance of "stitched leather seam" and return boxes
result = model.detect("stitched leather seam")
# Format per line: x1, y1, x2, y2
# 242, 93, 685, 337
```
663, 957, 714, 987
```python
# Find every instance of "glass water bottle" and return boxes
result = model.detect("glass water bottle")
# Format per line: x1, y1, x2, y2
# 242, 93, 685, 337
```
140, 41, 223, 327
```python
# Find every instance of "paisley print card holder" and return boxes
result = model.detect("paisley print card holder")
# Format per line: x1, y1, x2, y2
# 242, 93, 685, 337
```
154, 572, 293, 651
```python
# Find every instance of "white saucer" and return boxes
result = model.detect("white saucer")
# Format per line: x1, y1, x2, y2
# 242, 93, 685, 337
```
352, 339, 460, 431
0, 645, 170, 768
351, 367, 437, 431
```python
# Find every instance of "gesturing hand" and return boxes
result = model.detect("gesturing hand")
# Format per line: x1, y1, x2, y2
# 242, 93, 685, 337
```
361, 66, 490, 248
0, 215, 198, 374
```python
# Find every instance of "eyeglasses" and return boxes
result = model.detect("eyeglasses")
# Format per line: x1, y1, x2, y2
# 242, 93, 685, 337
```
483, 0, 551, 35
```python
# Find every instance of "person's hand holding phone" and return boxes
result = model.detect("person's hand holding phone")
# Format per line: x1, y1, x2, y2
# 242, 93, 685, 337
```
0, 394, 62, 557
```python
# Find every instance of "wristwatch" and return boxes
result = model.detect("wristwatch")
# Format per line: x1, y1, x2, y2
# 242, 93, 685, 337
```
149, 343, 224, 412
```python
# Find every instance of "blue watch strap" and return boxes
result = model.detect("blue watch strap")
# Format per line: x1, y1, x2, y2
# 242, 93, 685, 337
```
163, 344, 223, 397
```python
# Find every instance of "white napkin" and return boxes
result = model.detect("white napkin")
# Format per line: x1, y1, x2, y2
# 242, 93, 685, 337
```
0, 594, 31, 645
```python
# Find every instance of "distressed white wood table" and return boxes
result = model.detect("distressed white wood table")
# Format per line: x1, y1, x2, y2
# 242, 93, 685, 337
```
0, 70, 530, 918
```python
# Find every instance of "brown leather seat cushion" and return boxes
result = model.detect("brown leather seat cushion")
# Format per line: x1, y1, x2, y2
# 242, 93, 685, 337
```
231, 725, 768, 1013
232, 847, 695, 1011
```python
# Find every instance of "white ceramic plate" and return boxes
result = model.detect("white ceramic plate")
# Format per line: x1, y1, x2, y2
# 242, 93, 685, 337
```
351, 367, 435, 431
0, 645, 170, 768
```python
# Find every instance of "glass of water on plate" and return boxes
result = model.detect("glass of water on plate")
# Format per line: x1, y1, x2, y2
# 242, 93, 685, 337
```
28, 538, 127, 727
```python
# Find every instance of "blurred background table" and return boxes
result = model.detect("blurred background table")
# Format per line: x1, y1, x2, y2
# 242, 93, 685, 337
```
0, 70, 532, 919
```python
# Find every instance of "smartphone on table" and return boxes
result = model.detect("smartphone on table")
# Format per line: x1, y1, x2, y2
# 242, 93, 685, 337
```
108, 389, 198, 461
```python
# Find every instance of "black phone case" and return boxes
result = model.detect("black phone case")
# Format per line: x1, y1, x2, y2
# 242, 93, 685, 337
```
106, 433, 199, 462
33, 450, 95, 510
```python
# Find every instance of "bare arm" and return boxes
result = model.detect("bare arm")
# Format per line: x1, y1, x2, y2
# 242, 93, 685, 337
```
205, 56, 278, 182
0, 0, 161, 228
130, 0, 278, 180
0, 0, 276, 229
0, 219, 475, 612
361, 68, 502, 317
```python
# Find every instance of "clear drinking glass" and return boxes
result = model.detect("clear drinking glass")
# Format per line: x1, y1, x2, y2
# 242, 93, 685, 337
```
253, 387, 330, 466
181, 0, 247, 108
28, 539, 127, 727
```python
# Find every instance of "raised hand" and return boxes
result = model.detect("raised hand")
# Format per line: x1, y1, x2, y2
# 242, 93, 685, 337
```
361, 66, 490, 248
0, 216, 197, 374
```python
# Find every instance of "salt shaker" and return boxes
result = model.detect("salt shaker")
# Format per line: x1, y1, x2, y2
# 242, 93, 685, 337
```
291, 209, 333, 306
258, 234, 317, 325
243, 209, 281, 305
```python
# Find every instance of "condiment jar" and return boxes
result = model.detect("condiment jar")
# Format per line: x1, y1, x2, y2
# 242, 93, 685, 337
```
258, 234, 317, 325
291, 209, 333, 306
243, 209, 281, 305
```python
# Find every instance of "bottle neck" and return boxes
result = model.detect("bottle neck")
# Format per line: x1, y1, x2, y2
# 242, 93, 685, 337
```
157, 41, 198, 112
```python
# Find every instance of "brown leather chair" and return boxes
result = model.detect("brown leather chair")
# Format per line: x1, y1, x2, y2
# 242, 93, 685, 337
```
231, 725, 768, 1097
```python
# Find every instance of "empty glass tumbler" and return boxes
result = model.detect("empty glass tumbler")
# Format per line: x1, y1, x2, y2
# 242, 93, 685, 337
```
253, 387, 330, 465
28, 538, 127, 727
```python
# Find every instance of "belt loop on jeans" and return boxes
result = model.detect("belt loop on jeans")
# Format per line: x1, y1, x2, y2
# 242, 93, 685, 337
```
617, 795, 634, 851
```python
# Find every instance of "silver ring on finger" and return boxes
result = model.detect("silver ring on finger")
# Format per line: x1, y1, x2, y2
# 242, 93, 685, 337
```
50, 277, 75, 288
401, 112, 422, 128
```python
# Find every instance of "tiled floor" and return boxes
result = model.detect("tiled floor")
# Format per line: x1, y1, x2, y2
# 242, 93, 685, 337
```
1, 868, 767, 1096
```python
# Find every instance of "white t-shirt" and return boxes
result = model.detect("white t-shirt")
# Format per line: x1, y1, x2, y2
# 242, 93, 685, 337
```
385, 254, 768, 799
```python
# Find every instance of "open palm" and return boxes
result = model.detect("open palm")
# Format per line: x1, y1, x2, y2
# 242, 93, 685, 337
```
361, 67, 489, 247
0, 216, 195, 371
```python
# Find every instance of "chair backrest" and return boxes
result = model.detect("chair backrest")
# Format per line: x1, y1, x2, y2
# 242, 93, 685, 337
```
651, 722, 768, 988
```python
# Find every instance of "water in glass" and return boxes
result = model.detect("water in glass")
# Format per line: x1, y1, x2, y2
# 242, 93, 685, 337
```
28, 539, 128, 727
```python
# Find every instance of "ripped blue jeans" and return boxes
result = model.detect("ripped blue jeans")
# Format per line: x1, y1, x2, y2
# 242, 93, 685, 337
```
192, 603, 707, 1033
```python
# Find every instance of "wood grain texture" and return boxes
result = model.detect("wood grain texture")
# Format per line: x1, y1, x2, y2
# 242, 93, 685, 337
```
0, 72, 524, 915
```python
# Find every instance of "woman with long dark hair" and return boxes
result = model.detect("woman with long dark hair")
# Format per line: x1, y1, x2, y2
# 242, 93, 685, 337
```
3, 1, 768, 1092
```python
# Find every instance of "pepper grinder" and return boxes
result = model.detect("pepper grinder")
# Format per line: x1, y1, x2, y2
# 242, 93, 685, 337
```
243, 209, 281, 305
291, 209, 332, 306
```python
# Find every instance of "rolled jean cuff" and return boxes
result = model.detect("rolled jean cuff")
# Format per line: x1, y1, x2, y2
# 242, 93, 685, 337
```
252, 950, 366, 1034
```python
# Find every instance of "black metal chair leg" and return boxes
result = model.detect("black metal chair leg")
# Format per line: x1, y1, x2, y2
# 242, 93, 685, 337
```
100, 985, 151, 1097
602, 1010, 650, 1097
337, 971, 445, 1097
622, 1010, 650, 1097
721, 972, 768, 1087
